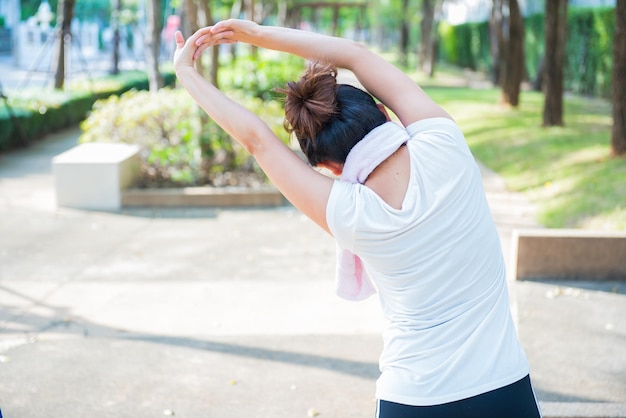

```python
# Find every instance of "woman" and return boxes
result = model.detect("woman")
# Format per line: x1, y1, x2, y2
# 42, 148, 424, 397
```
173, 20, 541, 418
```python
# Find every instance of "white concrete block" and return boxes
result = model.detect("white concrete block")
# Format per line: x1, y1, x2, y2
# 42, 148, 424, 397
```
53, 143, 140, 210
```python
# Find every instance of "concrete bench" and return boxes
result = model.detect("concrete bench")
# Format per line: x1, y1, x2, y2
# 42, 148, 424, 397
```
52, 143, 140, 211
511, 228, 626, 281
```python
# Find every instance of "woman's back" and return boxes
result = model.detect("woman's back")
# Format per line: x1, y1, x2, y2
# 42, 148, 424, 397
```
326, 118, 530, 405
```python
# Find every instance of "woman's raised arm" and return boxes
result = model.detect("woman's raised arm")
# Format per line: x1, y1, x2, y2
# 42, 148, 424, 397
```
174, 29, 334, 234
200, 20, 451, 127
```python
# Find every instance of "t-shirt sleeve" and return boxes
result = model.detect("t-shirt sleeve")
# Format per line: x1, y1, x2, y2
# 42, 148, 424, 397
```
406, 117, 472, 156
405, 118, 478, 189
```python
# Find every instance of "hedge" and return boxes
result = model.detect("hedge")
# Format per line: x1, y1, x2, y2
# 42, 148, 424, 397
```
437, 6, 616, 98
0, 70, 176, 151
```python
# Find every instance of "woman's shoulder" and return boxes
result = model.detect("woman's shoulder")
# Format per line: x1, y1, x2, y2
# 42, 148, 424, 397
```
405, 117, 461, 138
405, 117, 471, 157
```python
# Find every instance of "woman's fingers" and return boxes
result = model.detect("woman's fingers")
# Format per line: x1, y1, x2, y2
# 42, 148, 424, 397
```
173, 30, 195, 68
193, 43, 211, 60
195, 30, 234, 46
173, 24, 239, 62
174, 31, 185, 48
192, 38, 237, 60
185, 27, 212, 46
210, 19, 234, 33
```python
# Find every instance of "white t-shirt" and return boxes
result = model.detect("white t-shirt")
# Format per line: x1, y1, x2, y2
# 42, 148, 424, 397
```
326, 118, 530, 406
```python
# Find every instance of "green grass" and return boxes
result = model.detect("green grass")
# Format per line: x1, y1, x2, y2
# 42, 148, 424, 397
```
404, 67, 624, 230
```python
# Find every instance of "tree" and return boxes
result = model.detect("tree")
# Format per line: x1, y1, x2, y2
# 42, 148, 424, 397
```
145, 0, 163, 92
277, 0, 292, 27
542, 0, 568, 126
612, 0, 626, 156
488, 1, 501, 85
110, 0, 122, 75
419, 0, 439, 77
185, 0, 219, 86
200, 2, 220, 89
491, 0, 525, 107
246, 0, 259, 59
399, 0, 410, 67
182, 0, 219, 86
52, 0, 75, 90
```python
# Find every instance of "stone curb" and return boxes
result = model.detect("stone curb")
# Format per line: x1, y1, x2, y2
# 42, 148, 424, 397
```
512, 228, 626, 281
540, 402, 626, 418
121, 186, 287, 208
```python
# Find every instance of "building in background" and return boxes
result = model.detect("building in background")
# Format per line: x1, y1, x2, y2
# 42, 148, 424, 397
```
0, 0, 20, 54
443, 0, 616, 25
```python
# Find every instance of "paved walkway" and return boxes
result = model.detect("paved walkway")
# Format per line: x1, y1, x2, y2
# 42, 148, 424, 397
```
0, 126, 625, 417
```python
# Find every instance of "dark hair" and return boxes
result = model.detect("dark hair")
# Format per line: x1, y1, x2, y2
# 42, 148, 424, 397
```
278, 62, 387, 166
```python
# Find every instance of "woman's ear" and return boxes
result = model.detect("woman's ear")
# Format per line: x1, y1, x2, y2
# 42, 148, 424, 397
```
377, 103, 391, 121
318, 161, 344, 176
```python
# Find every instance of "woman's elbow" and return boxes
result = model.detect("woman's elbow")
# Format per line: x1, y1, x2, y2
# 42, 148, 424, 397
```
340, 41, 372, 69
239, 129, 275, 157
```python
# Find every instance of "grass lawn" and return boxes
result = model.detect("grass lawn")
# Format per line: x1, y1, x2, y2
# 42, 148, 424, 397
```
410, 67, 624, 230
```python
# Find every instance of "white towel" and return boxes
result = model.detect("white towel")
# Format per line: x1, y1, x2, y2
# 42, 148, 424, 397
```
335, 121, 410, 301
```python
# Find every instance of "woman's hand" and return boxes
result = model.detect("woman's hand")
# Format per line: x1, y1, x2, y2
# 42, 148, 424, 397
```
173, 30, 201, 71
173, 27, 235, 72
194, 20, 259, 52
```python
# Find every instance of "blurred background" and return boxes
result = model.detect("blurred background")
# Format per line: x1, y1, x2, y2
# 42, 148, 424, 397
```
0, 0, 623, 227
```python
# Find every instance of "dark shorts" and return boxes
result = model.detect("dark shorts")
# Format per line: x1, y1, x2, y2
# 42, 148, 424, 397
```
376, 375, 541, 418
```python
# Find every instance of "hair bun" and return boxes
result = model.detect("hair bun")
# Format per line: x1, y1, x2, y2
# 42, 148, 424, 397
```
280, 62, 338, 142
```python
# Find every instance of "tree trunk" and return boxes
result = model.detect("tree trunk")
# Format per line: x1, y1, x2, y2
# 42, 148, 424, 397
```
611, 0, 626, 156
184, 0, 202, 75
230, 0, 245, 60
430, 1, 443, 77
356, 4, 366, 42
110, 0, 122, 75
246, 0, 258, 58
197, 0, 219, 88
498, 0, 524, 107
489, 0, 502, 86
542, 0, 568, 126
419, 0, 434, 73
532, 55, 544, 91
491, 0, 526, 102
331, 5, 339, 36
277, 0, 288, 26
145, 0, 163, 92
52, 0, 75, 90
399, 0, 410, 67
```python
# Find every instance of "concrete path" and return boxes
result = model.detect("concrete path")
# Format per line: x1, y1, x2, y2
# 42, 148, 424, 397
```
0, 128, 625, 418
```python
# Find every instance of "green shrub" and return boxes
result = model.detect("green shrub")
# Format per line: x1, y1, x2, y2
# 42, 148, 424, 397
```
201, 90, 293, 187
457, 23, 490, 72
80, 88, 202, 187
220, 53, 304, 101
79, 86, 291, 188
0, 70, 176, 151
565, 7, 614, 97
438, 22, 459, 65
0, 89, 93, 150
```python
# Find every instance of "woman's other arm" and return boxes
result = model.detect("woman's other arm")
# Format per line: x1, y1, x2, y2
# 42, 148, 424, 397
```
174, 30, 334, 233
201, 20, 451, 127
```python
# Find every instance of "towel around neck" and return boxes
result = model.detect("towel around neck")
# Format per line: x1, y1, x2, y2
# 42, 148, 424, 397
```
335, 121, 410, 301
